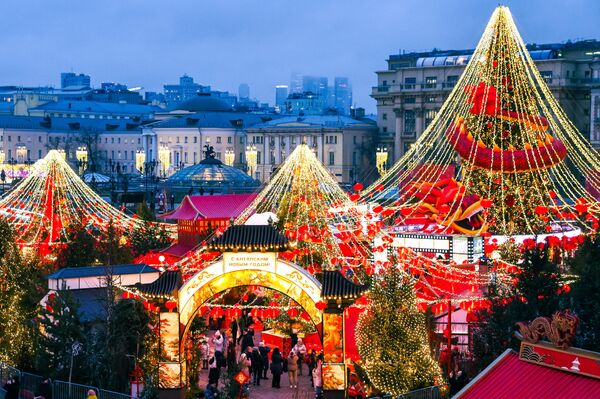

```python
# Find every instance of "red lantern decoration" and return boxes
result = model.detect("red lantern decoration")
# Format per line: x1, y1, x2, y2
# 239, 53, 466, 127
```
315, 301, 327, 311
353, 183, 364, 192
480, 198, 493, 208
165, 301, 177, 311
300, 311, 311, 322
287, 308, 299, 318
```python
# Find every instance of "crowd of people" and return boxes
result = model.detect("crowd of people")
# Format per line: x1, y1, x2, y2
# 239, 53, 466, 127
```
199, 319, 324, 399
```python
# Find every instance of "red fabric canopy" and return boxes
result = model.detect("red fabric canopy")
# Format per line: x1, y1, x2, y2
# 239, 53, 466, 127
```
162, 194, 257, 221
455, 349, 600, 399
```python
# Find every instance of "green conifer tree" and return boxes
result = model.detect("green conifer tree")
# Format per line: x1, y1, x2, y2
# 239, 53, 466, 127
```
356, 267, 443, 395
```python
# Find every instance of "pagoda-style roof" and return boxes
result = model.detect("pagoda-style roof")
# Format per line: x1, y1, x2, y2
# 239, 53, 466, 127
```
133, 270, 182, 299
208, 224, 290, 252
321, 270, 369, 301
162, 194, 257, 221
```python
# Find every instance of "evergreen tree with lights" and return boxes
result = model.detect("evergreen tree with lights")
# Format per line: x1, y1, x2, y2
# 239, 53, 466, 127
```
35, 289, 86, 380
0, 220, 44, 368
356, 267, 443, 395
130, 202, 172, 257
472, 240, 565, 370
568, 231, 600, 351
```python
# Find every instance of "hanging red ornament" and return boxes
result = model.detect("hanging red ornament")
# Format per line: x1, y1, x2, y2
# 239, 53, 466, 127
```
165, 301, 177, 310
315, 301, 327, 311
353, 183, 364, 192
535, 206, 548, 215
480, 198, 493, 208
287, 308, 299, 318
300, 311, 311, 322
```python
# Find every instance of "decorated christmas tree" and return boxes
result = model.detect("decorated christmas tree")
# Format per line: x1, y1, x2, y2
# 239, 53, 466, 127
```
356, 266, 444, 395
235, 144, 373, 279
364, 6, 600, 236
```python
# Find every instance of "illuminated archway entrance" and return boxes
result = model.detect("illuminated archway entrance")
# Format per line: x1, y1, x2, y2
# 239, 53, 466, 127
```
155, 225, 366, 399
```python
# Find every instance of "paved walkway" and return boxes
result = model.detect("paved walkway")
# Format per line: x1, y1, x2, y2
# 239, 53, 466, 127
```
197, 330, 316, 399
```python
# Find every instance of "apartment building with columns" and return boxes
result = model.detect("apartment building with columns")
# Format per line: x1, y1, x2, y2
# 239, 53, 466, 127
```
373, 40, 600, 161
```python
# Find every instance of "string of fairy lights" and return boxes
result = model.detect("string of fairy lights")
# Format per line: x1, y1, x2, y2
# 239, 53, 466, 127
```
174, 143, 511, 310
0, 149, 175, 248
360, 6, 599, 237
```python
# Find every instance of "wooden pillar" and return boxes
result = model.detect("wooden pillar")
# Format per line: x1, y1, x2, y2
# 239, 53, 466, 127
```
322, 304, 346, 399
158, 311, 184, 399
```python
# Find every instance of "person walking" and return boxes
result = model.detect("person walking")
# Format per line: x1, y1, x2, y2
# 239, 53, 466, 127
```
212, 331, 225, 368
258, 341, 270, 380
270, 347, 284, 389
204, 382, 219, 399
226, 339, 237, 370
241, 329, 254, 352
251, 347, 263, 386
238, 353, 252, 396
313, 353, 324, 399
293, 338, 307, 375
201, 338, 210, 369
37, 378, 52, 399
307, 350, 317, 387
287, 350, 299, 389
208, 351, 220, 385
86, 389, 97, 399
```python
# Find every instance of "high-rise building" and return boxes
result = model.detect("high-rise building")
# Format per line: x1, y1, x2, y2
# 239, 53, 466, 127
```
61, 72, 91, 89
239, 83, 250, 100
163, 74, 211, 106
334, 77, 352, 115
275, 85, 288, 110
290, 73, 303, 94
302, 76, 328, 99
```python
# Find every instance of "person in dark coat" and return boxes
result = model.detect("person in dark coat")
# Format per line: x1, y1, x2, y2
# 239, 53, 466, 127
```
204, 382, 219, 399
250, 347, 263, 386
240, 329, 254, 352
258, 341, 270, 379
5, 377, 19, 399
269, 347, 284, 389
37, 378, 52, 399
208, 352, 220, 385
230, 319, 238, 347
226, 339, 237, 370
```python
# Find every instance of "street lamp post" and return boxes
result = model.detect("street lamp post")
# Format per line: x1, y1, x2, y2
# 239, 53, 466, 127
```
224, 148, 235, 166
245, 145, 257, 178
76, 146, 88, 175
376, 147, 388, 176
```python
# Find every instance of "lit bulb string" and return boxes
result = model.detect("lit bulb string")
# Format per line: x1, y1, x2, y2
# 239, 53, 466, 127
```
0, 150, 176, 246
172, 144, 507, 306
359, 6, 599, 235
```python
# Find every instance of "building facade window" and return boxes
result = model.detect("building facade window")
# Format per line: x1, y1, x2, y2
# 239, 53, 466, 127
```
425, 76, 437, 89
425, 109, 437, 128
425, 96, 436, 103
217, 137, 222, 144
228, 137, 232, 144
404, 77, 416, 89
541, 71, 553, 84
329, 151, 335, 165
404, 96, 416, 104
404, 110, 416, 135
382, 113, 388, 120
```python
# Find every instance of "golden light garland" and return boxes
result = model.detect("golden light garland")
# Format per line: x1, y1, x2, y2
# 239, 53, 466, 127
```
0, 149, 175, 249
362, 6, 600, 236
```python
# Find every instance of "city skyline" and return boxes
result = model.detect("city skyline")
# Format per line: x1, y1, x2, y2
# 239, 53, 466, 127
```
0, 0, 598, 113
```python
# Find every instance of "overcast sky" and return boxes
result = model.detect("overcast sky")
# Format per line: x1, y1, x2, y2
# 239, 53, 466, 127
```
1, 0, 598, 113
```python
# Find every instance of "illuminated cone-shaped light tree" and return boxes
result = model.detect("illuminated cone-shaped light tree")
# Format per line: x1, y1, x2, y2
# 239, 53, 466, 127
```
364, 6, 600, 236
234, 143, 373, 278
356, 266, 444, 395
0, 150, 174, 251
